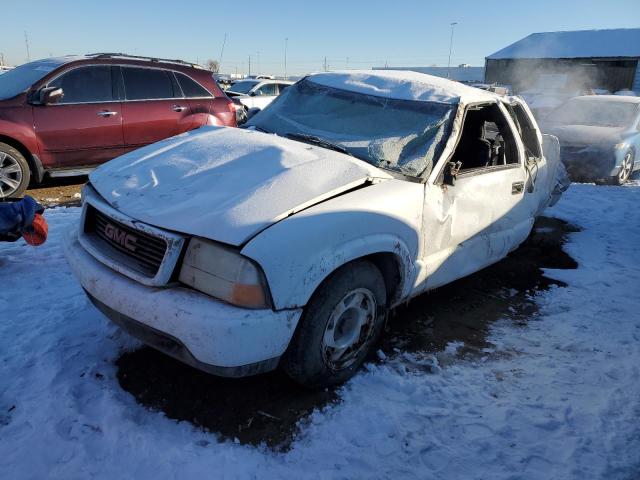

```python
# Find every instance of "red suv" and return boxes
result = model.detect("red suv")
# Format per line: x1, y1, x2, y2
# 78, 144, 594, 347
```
0, 53, 236, 197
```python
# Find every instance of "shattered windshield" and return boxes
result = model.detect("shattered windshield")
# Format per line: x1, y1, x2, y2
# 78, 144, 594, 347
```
548, 99, 639, 128
0, 58, 64, 100
247, 78, 456, 177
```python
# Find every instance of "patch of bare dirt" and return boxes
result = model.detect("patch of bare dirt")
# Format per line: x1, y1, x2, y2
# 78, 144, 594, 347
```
27, 176, 87, 208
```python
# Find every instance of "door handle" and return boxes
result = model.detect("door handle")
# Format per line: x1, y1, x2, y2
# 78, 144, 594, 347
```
172, 105, 187, 112
512, 181, 525, 194
97, 110, 117, 117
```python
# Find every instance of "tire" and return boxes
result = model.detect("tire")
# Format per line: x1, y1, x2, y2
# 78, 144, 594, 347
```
283, 260, 387, 388
611, 150, 634, 186
0, 142, 30, 198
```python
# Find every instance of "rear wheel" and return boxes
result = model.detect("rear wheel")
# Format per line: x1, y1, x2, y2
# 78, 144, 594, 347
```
283, 260, 387, 388
0, 143, 30, 198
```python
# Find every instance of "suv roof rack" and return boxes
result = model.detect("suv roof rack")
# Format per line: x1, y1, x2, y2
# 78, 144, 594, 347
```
85, 53, 204, 69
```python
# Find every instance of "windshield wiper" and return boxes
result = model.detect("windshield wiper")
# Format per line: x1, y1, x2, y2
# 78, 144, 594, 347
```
285, 132, 353, 157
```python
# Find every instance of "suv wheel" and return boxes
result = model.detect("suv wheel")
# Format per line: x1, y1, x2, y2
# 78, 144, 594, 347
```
0, 143, 30, 198
283, 260, 387, 388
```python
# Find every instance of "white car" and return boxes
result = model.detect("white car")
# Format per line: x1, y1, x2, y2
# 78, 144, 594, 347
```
226, 79, 293, 110
64, 71, 567, 387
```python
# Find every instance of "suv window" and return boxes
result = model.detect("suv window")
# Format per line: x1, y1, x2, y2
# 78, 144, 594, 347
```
122, 67, 179, 100
277, 83, 291, 94
254, 83, 277, 96
175, 72, 212, 98
49, 66, 113, 104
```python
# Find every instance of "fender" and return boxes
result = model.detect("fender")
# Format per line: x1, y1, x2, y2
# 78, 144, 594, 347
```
0, 108, 45, 183
242, 179, 424, 310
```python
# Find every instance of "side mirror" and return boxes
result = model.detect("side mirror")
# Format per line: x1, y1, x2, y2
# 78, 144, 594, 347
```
249, 91, 257, 97
38, 87, 64, 105
442, 161, 462, 186
246, 107, 261, 121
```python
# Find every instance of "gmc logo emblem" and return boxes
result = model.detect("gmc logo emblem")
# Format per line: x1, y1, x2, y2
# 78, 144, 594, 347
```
104, 223, 138, 252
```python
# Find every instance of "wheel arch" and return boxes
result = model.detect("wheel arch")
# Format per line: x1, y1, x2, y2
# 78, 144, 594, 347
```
260, 235, 415, 311
0, 134, 45, 183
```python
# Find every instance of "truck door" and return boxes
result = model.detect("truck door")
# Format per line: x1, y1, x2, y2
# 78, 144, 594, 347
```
421, 102, 530, 290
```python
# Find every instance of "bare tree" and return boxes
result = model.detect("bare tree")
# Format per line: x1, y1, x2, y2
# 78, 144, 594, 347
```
206, 59, 220, 73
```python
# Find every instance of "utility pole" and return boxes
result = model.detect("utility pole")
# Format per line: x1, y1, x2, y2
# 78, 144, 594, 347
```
284, 38, 288, 80
248, 55, 251, 76
447, 22, 458, 79
24, 31, 30, 62
323, 56, 327, 72
256, 51, 260, 75
219, 33, 227, 71
0, 52, 4, 67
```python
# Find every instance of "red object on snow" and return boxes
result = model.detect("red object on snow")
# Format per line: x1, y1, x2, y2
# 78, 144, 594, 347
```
23, 213, 48, 246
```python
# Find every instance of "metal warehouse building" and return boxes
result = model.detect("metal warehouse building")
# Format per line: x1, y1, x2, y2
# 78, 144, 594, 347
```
485, 28, 640, 93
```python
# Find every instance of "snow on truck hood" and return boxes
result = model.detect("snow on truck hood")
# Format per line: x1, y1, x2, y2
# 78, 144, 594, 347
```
90, 126, 392, 246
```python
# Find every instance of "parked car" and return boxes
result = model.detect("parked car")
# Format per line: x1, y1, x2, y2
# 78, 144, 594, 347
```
542, 95, 640, 184
64, 71, 567, 388
0, 53, 236, 197
519, 73, 593, 120
225, 79, 293, 111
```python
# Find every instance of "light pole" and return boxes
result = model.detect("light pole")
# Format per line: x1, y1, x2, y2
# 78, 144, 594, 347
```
284, 38, 288, 80
219, 33, 227, 72
447, 22, 458, 79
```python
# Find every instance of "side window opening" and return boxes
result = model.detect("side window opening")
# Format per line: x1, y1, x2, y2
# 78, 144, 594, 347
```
508, 103, 542, 158
277, 83, 291, 94
255, 83, 277, 96
452, 104, 519, 172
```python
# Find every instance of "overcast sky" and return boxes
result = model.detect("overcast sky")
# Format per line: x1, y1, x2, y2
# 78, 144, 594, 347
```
2, 0, 639, 75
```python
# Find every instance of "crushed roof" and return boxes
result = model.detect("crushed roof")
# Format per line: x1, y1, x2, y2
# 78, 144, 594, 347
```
308, 70, 498, 105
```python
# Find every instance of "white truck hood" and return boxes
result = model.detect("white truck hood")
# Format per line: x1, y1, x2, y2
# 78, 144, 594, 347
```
90, 126, 391, 246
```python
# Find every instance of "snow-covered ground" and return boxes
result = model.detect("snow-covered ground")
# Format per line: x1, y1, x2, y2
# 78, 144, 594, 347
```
1, 182, 639, 479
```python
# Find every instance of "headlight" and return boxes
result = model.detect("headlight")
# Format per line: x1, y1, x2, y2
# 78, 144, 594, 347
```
179, 238, 271, 309
614, 142, 627, 150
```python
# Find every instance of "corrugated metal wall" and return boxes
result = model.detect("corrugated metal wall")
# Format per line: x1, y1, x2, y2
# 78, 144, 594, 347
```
484, 58, 638, 93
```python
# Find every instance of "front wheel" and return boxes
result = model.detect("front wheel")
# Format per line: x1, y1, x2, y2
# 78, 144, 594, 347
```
283, 261, 387, 388
0, 143, 30, 198
613, 150, 634, 185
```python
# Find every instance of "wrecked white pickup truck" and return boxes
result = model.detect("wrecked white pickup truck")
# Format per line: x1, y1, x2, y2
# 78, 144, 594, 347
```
64, 71, 568, 387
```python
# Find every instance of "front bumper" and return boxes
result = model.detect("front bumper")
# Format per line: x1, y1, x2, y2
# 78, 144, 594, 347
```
64, 231, 302, 377
560, 145, 618, 181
